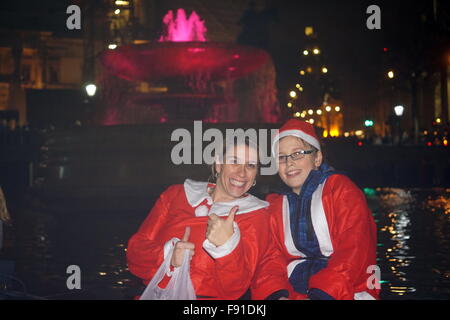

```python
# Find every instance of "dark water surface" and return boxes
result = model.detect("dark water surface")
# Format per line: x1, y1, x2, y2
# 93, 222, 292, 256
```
1, 188, 449, 300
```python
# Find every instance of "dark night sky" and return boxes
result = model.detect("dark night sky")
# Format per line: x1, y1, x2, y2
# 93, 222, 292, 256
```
266, 0, 431, 127
0, 0, 73, 32
267, 0, 387, 126
258, 0, 445, 128
0, 0, 446, 129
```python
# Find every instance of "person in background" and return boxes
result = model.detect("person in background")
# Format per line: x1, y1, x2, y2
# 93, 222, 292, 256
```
127, 138, 290, 299
0, 186, 12, 252
267, 119, 380, 300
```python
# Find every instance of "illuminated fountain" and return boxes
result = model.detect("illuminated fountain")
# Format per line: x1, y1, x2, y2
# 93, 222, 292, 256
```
97, 9, 281, 124
34, 9, 282, 199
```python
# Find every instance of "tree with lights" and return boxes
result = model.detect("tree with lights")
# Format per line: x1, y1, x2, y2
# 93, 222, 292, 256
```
286, 26, 343, 138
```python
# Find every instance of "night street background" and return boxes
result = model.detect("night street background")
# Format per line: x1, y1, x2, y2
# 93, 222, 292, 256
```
0, 0, 449, 301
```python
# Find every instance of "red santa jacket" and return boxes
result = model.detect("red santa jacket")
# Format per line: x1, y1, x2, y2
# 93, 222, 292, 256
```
266, 174, 380, 300
127, 179, 290, 300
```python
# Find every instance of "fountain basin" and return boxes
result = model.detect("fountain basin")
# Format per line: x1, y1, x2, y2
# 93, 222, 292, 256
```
100, 42, 270, 81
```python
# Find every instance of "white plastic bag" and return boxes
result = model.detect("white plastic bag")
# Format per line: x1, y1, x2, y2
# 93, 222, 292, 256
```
139, 248, 196, 300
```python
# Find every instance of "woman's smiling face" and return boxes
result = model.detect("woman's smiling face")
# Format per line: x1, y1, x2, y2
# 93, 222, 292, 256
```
213, 143, 258, 202
277, 136, 322, 194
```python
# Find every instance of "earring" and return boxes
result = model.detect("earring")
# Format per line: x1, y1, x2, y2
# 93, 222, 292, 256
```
252, 180, 256, 187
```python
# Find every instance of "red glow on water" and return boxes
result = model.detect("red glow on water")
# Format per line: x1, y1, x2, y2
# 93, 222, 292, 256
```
357, 141, 363, 147
159, 9, 207, 42
160, 117, 167, 123
101, 43, 269, 81
187, 47, 206, 53
100, 8, 269, 82
426, 142, 433, 147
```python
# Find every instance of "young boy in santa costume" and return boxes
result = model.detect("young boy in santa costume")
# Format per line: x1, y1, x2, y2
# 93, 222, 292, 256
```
267, 119, 380, 300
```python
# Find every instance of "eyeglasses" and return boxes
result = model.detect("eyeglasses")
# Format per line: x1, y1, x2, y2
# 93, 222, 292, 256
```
278, 149, 315, 164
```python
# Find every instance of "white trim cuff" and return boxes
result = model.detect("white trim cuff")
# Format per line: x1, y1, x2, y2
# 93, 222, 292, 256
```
202, 222, 241, 259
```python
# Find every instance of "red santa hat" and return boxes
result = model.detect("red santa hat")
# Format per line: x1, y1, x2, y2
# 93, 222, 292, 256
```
272, 119, 321, 155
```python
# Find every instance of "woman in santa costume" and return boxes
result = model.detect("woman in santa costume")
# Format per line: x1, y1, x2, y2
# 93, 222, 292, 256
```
267, 119, 380, 300
127, 138, 290, 299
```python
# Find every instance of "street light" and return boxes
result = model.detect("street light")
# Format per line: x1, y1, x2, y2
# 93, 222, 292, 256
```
85, 83, 97, 97
387, 70, 395, 79
394, 105, 404, 117
393, 105, 404, 145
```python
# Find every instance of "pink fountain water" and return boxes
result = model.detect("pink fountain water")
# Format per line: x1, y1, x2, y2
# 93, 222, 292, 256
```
159, 9, 207, 42
98, 9, 281, 125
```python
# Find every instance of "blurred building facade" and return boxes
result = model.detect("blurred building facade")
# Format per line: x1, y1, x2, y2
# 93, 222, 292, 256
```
374, 0, 449, 141
0, 0, 271, 128
0, 31, 84, 125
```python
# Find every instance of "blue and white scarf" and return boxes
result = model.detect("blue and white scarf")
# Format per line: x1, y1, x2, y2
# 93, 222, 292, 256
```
282, 163, 338, 296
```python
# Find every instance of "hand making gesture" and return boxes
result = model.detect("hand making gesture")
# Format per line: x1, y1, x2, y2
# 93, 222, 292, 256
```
206, 206, 239, 247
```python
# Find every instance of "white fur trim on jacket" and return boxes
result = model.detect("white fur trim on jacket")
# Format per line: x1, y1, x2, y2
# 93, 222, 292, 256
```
310, 181, 334, 257
184, 179, 269, 215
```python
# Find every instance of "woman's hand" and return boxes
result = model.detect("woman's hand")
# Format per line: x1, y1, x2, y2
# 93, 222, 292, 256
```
171, 226, 195, 267
206, 206, 238, 247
